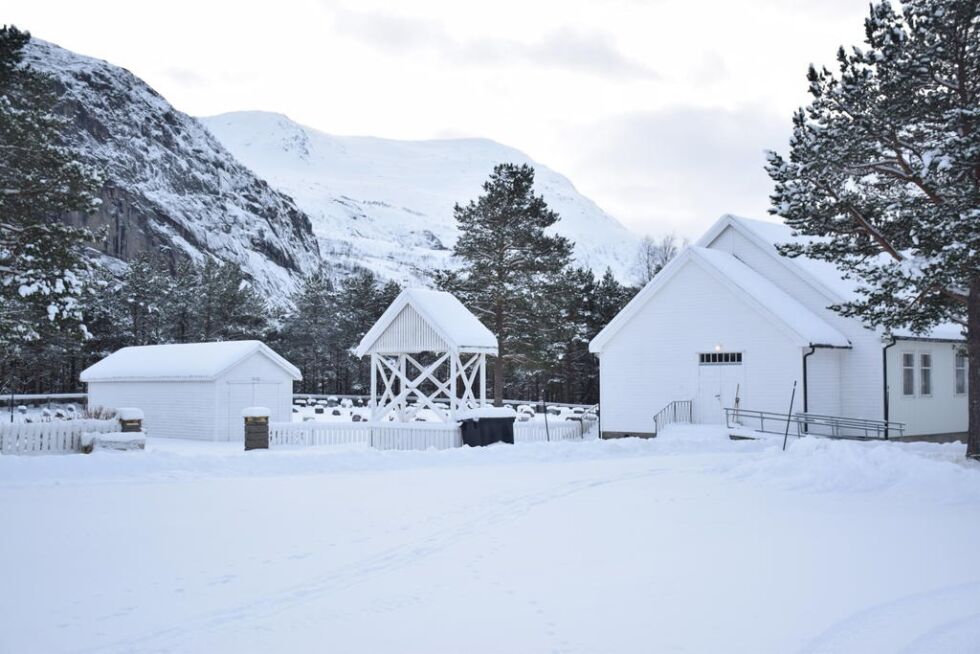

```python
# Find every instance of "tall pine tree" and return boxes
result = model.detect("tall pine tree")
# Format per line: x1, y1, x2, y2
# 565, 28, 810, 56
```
0, 25, 102, 390
437, 163, 573, 405
766, 0, 980, 457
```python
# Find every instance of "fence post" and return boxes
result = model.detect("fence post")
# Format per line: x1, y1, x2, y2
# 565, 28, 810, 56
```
243, 407, 270, 451
117, 408, 144, 434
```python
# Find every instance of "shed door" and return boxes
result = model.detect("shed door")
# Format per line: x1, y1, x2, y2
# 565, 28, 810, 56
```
225, 380, 282, 441
696, 353, 745, 425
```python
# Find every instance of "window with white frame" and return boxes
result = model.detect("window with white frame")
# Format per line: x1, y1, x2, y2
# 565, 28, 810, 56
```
920, 352, 932, 396
698, 352, 743, 365
902, 352, 915, 396
955, 352, 967, 396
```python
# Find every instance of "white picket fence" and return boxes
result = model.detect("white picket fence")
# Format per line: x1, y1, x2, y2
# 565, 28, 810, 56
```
513, 420, 589, 443
0, 419, 119, 455
269, 422, 462, 451
269, 418, 593, 451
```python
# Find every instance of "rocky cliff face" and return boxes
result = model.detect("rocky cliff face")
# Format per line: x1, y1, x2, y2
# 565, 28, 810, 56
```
24, 40, 322, 297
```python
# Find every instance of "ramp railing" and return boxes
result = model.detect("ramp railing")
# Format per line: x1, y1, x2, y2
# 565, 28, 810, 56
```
652, 400, 693, 436
725, 408, 904, 440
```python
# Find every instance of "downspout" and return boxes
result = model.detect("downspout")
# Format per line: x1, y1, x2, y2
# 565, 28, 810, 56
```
882, 334, 897, 439
802, 345, 816, 433
596, 353, 603, 439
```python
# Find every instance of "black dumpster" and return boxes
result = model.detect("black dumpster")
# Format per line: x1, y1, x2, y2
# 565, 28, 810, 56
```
459, 409, 516, 447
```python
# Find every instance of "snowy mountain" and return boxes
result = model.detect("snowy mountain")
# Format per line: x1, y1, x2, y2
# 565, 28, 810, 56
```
201, 112, 641, 283
23, 40, 321, 297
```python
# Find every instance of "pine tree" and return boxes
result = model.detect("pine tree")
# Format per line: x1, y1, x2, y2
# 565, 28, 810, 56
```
279, 266, 338, 393
117, 253, 175, 346
166, 258, 200, 343
194, 258, 269, 342
335, 269, 400, 394
0, 25, 102, 390
437, 163, 574, 405
766, 0, 980, 457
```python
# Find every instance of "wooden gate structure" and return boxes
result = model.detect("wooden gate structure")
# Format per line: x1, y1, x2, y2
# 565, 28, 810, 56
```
354, 288, 498, 423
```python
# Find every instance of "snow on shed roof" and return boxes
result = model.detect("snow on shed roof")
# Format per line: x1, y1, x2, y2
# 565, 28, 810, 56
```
708, 215, 965, 342
80, 341, 301, 382
355, 288, 497, 356
590, 247, 851, 353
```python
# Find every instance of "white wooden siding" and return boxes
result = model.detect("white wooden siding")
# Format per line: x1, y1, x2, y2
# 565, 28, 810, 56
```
804, 348, 843, 416
369, 305, 448, 354
87, 381, 216, 440
598, 258, 803, 435
705, 225, 883, 420
887, 342, 968, 436
217, 352, 294, 442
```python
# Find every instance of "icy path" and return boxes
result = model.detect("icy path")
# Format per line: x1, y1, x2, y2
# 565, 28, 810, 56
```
1, 427, 979, 653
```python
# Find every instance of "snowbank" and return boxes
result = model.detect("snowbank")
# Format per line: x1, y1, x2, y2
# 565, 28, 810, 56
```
116, 407, 144, 421
242, 406, 271, 418
456, 407, 517, 421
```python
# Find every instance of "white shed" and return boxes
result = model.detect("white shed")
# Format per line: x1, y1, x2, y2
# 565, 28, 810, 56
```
80, 341, 301, 441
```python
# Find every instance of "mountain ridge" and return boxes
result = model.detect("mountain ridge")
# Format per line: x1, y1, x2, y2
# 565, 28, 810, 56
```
201, 110, 641, 283
23, 40, 323, 297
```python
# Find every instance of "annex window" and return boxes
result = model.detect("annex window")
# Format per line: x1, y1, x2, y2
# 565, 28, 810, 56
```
902, 352, 915, 396
920, 353, 932, 396
955, 352, 967, 396
699, 352, 743, 365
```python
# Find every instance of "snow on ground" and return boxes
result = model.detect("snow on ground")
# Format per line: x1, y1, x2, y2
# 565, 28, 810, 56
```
1, 426, 979, 653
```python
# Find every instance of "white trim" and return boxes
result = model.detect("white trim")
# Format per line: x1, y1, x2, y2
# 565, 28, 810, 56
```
901, 351, 916, 397
955, 352, 967, 396
919, 351, 933, 398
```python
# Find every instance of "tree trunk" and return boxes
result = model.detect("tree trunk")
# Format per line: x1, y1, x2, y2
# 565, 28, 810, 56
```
493, 296, 504, 407
493, 351, 504, 407
967, 276, 980, 459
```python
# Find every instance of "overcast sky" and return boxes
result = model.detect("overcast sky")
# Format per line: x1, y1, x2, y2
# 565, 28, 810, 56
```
8, 0, 870, 239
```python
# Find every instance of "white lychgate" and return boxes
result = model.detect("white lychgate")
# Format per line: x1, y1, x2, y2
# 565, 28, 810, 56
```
354, 288, 498, 422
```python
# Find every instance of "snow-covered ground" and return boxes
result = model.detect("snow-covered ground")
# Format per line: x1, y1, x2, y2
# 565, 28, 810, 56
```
2, 426, 979, 653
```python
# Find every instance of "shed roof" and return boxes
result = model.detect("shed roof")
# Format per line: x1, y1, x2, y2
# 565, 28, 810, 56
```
589, 247, 851, 353
354, 288, 498, 356
701, 215, 965, 342
80, 340, 302, 382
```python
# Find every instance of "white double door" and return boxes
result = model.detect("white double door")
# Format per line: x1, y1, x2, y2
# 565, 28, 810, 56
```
226, 380, 282, 441
696, 364, 745, 425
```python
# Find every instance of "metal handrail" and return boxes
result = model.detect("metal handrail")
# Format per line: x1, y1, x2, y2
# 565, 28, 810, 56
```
652, 400, 693, 436
725, 407, 904, 440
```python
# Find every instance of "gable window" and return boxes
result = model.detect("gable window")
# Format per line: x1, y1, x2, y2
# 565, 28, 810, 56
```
902, 353, 915, 396
920, 353, 932, 396
955, 353, 967, 396
699, 352, 743, 365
